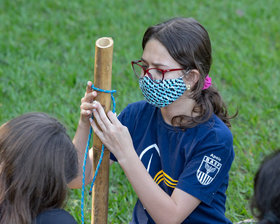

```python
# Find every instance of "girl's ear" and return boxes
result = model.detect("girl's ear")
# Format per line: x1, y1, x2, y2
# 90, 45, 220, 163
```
184, 69, 200, 86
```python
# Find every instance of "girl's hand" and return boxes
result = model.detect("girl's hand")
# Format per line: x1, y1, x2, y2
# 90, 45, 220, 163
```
89, 101, 134, 162
80, 81, 98, 125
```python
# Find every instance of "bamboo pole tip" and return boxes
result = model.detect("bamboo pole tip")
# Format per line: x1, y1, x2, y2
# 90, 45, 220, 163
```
96, 37, 114, 49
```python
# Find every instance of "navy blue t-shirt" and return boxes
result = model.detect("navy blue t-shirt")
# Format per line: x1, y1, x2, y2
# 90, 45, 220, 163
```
33, 209, 77, 224
111, 101, 234, 224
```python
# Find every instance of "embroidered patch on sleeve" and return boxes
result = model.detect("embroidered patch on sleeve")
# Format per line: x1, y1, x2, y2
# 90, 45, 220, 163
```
196, 155, 222, 185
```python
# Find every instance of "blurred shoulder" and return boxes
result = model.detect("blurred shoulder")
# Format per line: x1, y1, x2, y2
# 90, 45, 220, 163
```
34, 209, 77, 224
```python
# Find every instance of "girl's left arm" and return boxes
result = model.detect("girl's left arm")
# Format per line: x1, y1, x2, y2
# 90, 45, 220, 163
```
90, 101, 200, 224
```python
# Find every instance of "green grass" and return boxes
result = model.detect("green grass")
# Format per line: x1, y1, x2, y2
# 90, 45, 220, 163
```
1, 0, 279, 223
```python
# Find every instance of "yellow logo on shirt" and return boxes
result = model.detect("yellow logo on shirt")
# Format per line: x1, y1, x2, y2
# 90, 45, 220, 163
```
154, 170, 178, 188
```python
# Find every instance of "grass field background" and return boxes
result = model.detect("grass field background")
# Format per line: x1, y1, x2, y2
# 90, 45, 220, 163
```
1, 0, 279, 223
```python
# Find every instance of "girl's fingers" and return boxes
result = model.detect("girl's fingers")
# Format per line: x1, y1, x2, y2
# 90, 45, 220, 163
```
83, 81, 97, 103
93, 108, 107, 132
83, 91, 97, 103
81, 102, 95, 111
107, 111, 120, 125
89, 118, 104, 141
81, 109, 92, 117
93, 101, 112, 129
86, 81, 93, 93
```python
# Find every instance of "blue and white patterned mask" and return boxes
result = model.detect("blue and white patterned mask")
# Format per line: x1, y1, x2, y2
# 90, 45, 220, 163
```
139, 76, 187, 108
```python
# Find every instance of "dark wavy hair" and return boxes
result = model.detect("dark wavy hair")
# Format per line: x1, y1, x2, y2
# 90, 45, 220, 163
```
142, 17, 236, 128
250, 150, 280, 224
0, 113, 78, 224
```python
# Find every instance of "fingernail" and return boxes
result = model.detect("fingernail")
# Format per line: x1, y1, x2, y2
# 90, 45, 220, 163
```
89, 118, 93, 123
92, 109, 96, 112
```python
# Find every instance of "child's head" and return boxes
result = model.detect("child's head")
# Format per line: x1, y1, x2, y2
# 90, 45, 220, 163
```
142, 17, 233, 128
251, 150, 280, 224
0, 113, 78, 224
142, 17, 212, 90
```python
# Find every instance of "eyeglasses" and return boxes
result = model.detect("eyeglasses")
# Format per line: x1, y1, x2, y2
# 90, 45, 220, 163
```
131, 60, 186, 83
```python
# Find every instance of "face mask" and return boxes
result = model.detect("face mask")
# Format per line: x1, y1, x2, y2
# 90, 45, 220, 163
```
139, 76, 187, 108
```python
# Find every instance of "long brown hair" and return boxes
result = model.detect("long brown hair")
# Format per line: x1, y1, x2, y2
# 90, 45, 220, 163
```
0, 113, 78, 224
143, 17, 236, 128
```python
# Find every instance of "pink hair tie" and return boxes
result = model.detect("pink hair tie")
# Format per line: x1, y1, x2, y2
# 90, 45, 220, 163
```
203, 75, 212, 90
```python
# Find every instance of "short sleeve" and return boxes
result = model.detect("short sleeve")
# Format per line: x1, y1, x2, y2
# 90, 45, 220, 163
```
176, 129, 234, 205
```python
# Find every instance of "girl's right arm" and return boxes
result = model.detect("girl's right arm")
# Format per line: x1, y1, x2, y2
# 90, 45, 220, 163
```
68, 81, 97, 189
88, 102, 201, 223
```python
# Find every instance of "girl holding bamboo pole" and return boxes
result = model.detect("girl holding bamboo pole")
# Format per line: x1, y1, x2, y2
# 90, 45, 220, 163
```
73, 17, 235, 223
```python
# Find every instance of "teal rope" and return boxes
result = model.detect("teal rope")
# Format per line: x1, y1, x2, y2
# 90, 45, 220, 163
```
81, 84, 116, 224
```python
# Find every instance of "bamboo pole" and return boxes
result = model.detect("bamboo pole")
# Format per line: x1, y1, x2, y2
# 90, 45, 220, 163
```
91, 37, 113, 224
